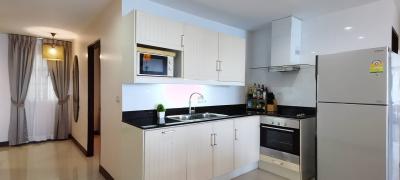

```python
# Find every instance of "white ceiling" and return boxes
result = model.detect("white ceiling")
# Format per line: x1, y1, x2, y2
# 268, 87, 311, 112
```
150, 0, 379, 30
0, 0, 111, 40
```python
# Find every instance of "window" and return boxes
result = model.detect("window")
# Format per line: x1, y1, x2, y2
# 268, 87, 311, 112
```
25, 39, 58, 141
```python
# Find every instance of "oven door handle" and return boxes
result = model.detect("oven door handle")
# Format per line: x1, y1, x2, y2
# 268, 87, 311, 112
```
261, 126, 294, 133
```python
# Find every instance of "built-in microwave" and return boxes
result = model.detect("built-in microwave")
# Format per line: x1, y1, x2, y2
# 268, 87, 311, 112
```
137, 47, 175, 77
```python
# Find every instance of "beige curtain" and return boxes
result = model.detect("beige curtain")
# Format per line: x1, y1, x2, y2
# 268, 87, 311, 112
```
43, 39, 72, 140
8, 34, 37, 145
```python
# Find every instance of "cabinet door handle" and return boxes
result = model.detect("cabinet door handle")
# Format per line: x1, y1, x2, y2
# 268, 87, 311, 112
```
234, 129, 238, 141
213, 133, 217, 146
216, 61, 219, 71
219, 61, 223, 71
210, 133, 214, 147
162, 130, 175, 134
181, 35, 184, 48
261, 126, 294, 133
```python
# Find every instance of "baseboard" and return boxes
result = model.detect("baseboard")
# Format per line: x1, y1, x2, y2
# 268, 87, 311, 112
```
99, 165, 114, 180
70, 135, 88, 156
0, 141, 9, 147
2, 138, 68, 147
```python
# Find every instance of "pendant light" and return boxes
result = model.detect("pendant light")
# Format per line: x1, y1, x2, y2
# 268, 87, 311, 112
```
43, 33, 64, 61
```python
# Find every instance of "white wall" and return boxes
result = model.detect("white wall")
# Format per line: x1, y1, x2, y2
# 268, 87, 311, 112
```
70, 39, 88, 151
246, 23, 271, 69
301, 0, 395, 64
248, 67, 316, 107
247, 0, 399, 107
0, 34, 10, 142
122, 84, 245, 111
70, 2, 124, 179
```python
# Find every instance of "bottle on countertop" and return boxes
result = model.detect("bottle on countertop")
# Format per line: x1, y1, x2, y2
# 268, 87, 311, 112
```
262, 85, 267, 100
247, 85, 253, 108
247, 85, 252, 98
252, 83, 257, 99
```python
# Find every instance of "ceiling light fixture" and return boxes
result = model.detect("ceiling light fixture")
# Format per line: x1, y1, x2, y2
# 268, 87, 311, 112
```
344, 26, 353, 30
42, 33, 64, 61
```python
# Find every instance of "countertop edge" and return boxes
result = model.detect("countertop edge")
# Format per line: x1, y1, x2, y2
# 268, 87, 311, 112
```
122, 114, 256, 130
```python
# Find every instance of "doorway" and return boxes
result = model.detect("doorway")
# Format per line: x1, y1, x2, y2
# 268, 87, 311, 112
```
87, 40, 101, 157
392, 27, 398, 54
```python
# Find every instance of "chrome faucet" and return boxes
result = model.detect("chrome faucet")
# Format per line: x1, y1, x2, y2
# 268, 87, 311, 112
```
188, 92, 204, 115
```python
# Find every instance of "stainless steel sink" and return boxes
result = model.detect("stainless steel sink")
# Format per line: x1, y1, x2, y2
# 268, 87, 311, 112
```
167, 113, 228, 122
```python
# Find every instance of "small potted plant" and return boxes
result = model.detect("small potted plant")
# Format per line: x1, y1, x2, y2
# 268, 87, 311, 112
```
156, 104, 166, 124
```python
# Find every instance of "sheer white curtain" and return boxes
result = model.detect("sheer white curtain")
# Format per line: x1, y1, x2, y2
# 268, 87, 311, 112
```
25, 39, 58, 142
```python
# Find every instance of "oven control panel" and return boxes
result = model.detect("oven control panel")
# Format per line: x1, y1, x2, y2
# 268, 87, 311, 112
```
260, 116, 300, 129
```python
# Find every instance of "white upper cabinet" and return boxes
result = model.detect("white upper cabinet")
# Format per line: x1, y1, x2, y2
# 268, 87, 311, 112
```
136, 11, 184, 51
218, 33, 246, 83
271, 17, 302, 66
183, 24, 219, 81
144, 127, 187, 180
234, 116, 260, 169
131, 10, 246, 86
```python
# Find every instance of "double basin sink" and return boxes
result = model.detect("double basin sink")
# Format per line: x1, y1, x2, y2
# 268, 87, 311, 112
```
166, 113, 228, 125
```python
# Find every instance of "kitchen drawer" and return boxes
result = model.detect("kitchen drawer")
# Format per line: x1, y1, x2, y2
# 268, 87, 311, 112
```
260, 155, 299, 172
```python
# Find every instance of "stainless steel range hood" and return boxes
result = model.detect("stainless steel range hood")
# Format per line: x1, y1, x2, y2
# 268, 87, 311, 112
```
249, 64, 314, 72
268, 65, 301, 72
269, 16, 303, 72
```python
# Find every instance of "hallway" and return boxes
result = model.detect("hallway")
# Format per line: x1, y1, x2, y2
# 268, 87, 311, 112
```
0, 136, 103, 180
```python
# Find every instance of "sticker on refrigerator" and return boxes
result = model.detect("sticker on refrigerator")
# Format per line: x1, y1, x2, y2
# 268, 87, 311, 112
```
369, 60, 384, 73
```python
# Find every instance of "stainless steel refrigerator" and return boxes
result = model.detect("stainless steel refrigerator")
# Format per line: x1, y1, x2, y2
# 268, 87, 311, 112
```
317, 47, 400, 180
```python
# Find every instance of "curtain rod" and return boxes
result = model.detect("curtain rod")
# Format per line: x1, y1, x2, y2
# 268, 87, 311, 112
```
7, 33, 73, 43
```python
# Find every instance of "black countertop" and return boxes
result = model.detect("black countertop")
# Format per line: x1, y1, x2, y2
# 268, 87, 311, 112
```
122, 104, 316, 130
123, 114, 253, 129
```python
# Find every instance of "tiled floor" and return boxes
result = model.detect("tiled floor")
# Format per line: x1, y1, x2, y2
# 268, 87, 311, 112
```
0, 135, 285, 180
0, 136, 104, 180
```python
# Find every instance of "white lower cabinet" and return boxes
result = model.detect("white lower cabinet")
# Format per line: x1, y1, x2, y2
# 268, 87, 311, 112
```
187, 120, 234, 179
144, 127, 187, 180
186, 123, 214, 180
234, 116, 260, 168
212, 120, 235, 177
143, 117, 259, 180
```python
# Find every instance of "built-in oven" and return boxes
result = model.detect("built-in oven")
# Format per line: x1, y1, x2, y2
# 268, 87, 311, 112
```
137, 47, 175, 77
259, 114, 316, 180
260, 116, 301, 165
260, 124, 300, 155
